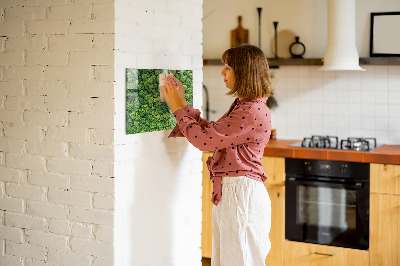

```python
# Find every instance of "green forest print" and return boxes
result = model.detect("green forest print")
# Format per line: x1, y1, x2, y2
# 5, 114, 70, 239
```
126, 68, 193, 134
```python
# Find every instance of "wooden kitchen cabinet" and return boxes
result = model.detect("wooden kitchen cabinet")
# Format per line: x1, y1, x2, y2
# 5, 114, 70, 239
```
370, 163, 400, 195
201, 154, 286, 266
201, 152, 213, 258
370, 163, 400, 266
284, 241, 369, 266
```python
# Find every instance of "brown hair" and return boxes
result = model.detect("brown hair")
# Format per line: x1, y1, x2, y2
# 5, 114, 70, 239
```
221, 44, 273, 99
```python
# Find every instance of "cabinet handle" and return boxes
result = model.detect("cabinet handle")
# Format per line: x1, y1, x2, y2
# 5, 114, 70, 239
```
314, 252, 335, 257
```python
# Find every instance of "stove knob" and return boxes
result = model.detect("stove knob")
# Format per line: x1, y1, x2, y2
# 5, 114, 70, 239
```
340, 164, 347, 174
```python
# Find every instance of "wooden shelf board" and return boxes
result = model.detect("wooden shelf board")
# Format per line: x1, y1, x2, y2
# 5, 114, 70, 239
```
204, 57, 400, 67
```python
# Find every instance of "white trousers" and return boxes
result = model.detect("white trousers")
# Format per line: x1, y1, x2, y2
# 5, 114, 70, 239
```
212, 176, 271, 266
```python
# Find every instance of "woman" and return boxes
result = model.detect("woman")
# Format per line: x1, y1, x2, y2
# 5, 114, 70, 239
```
161, 44, 273, 266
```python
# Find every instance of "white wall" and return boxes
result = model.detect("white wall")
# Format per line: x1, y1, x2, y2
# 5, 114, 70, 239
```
0, 0, 115, 265
203, 0, 400, 144
203, 0, 400, 58
113, 0, 203, 265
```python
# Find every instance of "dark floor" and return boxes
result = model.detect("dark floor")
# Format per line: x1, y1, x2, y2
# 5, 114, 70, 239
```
202, 257, 211, 266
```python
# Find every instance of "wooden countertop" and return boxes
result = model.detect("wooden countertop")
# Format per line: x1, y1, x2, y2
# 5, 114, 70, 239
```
263, 139, 400, 165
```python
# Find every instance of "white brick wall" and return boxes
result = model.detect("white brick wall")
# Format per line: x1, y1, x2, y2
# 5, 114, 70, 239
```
114, 0, 203, 265
0, 0, 115, 265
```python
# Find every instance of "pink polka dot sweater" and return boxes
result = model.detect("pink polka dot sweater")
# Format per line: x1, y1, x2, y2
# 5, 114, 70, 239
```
169, 97, 272, 206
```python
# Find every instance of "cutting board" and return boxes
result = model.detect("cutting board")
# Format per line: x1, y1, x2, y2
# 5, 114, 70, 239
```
231, 16, 249, 48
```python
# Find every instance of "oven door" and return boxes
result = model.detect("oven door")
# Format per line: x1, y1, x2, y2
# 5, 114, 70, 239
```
285, 177, 369, 250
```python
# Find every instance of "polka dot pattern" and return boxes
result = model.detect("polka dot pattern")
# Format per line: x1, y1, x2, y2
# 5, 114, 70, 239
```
168, 97, 272, 206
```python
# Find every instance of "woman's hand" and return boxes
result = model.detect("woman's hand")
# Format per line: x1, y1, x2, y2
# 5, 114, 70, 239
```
160, 75, 187, 113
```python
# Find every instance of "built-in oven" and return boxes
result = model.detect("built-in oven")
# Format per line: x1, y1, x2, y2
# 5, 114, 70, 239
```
285, 158, 369, 250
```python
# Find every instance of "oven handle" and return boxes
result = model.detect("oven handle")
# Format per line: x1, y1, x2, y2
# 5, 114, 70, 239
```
286, 177, 364, 189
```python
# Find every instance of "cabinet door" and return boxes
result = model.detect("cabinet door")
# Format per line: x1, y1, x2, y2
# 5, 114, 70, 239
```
284, 241, 369, 266
370, 163, 400, 195
370, 193, 400, 266
264, 184, 284, 266
201, 152, 213, 258
261, 156, 285, 185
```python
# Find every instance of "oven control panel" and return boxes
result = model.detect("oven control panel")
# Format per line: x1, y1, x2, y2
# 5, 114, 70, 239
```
286, 158, 369, 180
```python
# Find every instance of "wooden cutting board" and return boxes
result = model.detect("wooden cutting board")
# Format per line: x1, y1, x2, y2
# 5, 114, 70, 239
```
231, 16, 249, 48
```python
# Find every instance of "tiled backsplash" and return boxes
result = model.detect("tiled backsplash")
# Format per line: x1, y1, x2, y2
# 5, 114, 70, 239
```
203, 65, 400, 144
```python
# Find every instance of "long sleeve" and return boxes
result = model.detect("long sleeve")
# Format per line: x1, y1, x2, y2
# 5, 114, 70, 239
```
172, 105, 257, 152
168, 104, 211, 138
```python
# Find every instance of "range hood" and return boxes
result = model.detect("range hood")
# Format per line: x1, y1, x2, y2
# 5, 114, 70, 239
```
320, 0, 365, 71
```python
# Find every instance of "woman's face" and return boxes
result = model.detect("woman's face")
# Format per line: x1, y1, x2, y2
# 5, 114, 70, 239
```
220, 64, 235, 89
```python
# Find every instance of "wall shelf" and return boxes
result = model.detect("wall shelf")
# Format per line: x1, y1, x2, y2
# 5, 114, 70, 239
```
203, 57, 400, 67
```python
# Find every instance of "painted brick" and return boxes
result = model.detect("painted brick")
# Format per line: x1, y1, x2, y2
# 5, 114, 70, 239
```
47, 158, 92, 176
69, 207, 113, 226
0, 153, 5, 166
0, 255, 24, 266
0, 110, 23, 124
0, 211, 4, 226
69, 50, 113, 66
69, 81, 114, 98
48, 219, 71, 236
0, 197, 24, 213
27, 200, 69, 219
69, 19, 114, 34
93, 253, 113, 266
92, 160, 113, 177
78, 98, 114, 114
5, 212, 48, 231
71, 222, 92, 239
70, 237, 113, 257
6, 153, 46, 171
48, 4, 91, 20
47, 250, 91, 266
69, 112, 114, 129
3, 66, 44, 81
43, 96, 81, 112
92, 34, 114, 51
48, 188, 91, 208
4, 96, 46, 111
26, 51, 68, 66
70, 144, 114, 161
0, 225, 24, 243
3, 125, 43, 141
0, 136, 25, 154
26, 141, 67, 157
6, 241, 46, 261
46, 127, 88, 144
21, 0, 69, 6
27, 21, 69, 35
25, 229, 69, 251
0, 52, 24, 66
93, 194, 114, 210
94, 225, 113, 243
6, 183, 46, 201
93, 65, 114, 82
0, 22, 24, 36
49, 35, 93, 52
25, 80, 67, 97
0, 81, 24, 97
24, 111, 68, 127
89, 128, 114, 146
92, 3, 114, 20
28, 171, 69, 189
4, 6, 46, 22
5, 36, 46, 52
70, 175, 113, 195
44, 65, 92, 82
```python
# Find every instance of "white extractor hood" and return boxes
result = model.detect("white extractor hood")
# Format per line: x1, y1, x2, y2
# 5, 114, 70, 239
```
320, 0, 365, 71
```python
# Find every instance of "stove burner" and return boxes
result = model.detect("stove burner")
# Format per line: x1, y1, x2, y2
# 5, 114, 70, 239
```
340, 137, 377, 151
295, 136, 378, 151
301, 135, 339, 149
